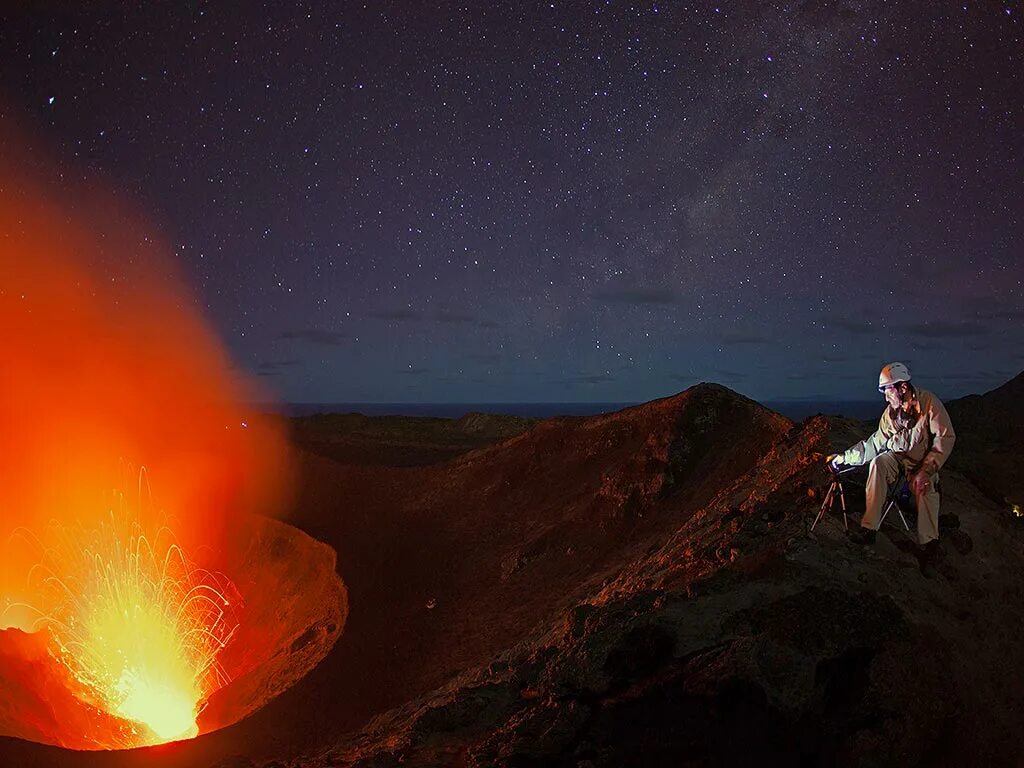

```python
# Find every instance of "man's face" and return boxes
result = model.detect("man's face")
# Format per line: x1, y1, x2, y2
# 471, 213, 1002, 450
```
881, 382, 903, 409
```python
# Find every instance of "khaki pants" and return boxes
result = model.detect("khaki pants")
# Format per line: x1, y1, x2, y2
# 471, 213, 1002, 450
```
860, 452, 940, 545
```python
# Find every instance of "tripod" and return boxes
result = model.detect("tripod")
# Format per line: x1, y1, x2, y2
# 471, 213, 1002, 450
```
811, 465, 857, 532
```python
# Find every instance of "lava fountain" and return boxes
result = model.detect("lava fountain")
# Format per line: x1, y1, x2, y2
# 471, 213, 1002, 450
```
0, 128, 346, 750
11, 497, 238, 746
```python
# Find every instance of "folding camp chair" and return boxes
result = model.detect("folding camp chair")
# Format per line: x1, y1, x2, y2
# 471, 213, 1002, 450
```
879, 474, 911, 531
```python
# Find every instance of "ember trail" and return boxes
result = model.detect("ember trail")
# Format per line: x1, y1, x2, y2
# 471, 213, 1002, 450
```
16, 503, 238, 747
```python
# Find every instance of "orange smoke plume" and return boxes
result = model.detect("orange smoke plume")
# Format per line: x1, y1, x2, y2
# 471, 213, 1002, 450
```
1, 125, 293, 545
0, 129, 293, 747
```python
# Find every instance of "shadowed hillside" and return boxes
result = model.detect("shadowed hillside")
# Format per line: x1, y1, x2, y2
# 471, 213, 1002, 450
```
946, 371, 1024, 508
288, 411, 539, 467
1, 380, 1023, 768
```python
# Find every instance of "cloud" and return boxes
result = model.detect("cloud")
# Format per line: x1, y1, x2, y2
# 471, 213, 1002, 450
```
280, 329, 349, 346
370, 308, 423, 321
563, 374, 615, 385
942, 371, 1009, 382
785, 371, 823, 381
712, 368, 748, 383
957, 297, 1024, 321
255, 359, 302, 377
941, 373, 982, 381
369, 308, 499, 328
434, 310, 477, 324
592, 286, 679, 305
976, 310, 1024, 321
718, 331, 771, 345
904, 321, 990, 338
822, 317, 881, 335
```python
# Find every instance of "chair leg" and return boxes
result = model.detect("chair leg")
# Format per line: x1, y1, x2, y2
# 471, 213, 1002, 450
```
880, 500, 894, 526
879, 498, 911, 531
896, 506, 909, 531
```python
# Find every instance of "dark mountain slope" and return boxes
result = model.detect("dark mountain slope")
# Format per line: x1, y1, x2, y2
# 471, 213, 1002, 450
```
946, 369, 1024, 507
3, 381, 1023, 768
306, 410, 1024, 768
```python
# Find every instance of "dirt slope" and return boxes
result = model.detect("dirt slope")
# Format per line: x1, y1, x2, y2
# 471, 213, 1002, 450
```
296, 407, 1024, 768
2, 381, 1022, 767
946, 370, 1024, 508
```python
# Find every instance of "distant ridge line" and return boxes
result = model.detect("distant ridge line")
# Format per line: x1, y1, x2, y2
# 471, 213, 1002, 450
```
251, 400, 882, 421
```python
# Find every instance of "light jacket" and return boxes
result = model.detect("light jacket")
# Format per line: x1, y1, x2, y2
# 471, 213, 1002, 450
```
841, 388, 956, 473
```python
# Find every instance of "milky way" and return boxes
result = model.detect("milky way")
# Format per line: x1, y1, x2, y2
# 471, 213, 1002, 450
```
2, 2, 1021, 403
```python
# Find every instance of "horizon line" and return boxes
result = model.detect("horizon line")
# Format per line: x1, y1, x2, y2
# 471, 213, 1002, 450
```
258, 396, 883, 406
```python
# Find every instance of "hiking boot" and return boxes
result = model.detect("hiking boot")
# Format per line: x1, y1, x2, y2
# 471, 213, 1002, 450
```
848, 526, 877, 545
920, 557, 938, 579
950, 530, 974, 556
920, 540, 943, 578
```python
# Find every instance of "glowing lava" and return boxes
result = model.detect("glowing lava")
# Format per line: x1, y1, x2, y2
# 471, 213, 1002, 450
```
17, 504, 238, 746
0, 127, 339, 752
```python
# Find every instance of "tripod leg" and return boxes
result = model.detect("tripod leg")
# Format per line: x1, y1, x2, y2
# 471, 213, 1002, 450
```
812, 482, 835, 531
837, 480, 848, 530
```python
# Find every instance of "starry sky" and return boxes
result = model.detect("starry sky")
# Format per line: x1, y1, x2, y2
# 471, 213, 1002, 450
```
2, 1, 1022, 404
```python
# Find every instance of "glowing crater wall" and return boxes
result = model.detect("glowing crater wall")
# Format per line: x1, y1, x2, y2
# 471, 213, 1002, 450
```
0, 513, 347, 750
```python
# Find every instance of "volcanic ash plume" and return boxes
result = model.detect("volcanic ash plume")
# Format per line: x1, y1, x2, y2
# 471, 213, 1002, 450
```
0, 144, 345, 750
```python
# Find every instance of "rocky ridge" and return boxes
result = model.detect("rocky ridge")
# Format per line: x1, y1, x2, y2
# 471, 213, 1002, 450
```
2, 380, 1022, 768
289, 406, 1024, 768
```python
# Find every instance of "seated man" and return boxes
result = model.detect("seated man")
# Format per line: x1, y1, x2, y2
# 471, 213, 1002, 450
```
827, 362, 956, 554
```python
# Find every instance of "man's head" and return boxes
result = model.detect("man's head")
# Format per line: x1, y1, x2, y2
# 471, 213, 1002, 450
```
878, 361, 912, 409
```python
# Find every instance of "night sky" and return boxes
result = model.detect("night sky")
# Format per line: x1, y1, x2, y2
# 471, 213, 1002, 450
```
2, 2, 1022, 404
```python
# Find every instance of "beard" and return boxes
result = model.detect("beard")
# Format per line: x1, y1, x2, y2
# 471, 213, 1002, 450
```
888, 389, 919, 427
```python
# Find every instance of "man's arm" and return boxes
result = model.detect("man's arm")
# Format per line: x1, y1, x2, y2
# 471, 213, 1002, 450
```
921, 394, 956, 474
840, 416, 888, 466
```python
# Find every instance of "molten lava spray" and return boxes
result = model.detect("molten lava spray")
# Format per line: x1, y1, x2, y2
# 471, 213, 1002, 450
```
14, 496, 244, 746
0, 129, 291, 749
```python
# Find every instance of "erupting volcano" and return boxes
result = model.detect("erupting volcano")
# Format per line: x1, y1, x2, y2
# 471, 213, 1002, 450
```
9, 500, 238, 747
0, 141, 347, 751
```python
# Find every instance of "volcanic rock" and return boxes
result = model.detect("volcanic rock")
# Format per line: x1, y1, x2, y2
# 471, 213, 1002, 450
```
946, 372, 1024, 509
3, 378, 1024, 767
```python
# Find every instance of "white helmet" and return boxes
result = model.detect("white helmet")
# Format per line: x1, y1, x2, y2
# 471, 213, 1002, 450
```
878, 361, 912, 392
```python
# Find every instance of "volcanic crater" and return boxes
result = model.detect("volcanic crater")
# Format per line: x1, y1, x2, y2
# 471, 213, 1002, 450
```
0, 514, 347, 751
1, 377, 1023, 767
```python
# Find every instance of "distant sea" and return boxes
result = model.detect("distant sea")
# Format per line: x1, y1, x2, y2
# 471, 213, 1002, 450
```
274, 400, 881, 422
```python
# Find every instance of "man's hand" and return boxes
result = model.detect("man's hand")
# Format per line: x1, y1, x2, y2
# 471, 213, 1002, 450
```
825, 453, 843, 471
911, 457, 939, 494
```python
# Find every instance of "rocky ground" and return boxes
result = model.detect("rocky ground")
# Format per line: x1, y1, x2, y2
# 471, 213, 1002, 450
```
945, 371, 1024, 513
291, 397, 1024, 768
2, 379, 1022, 767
